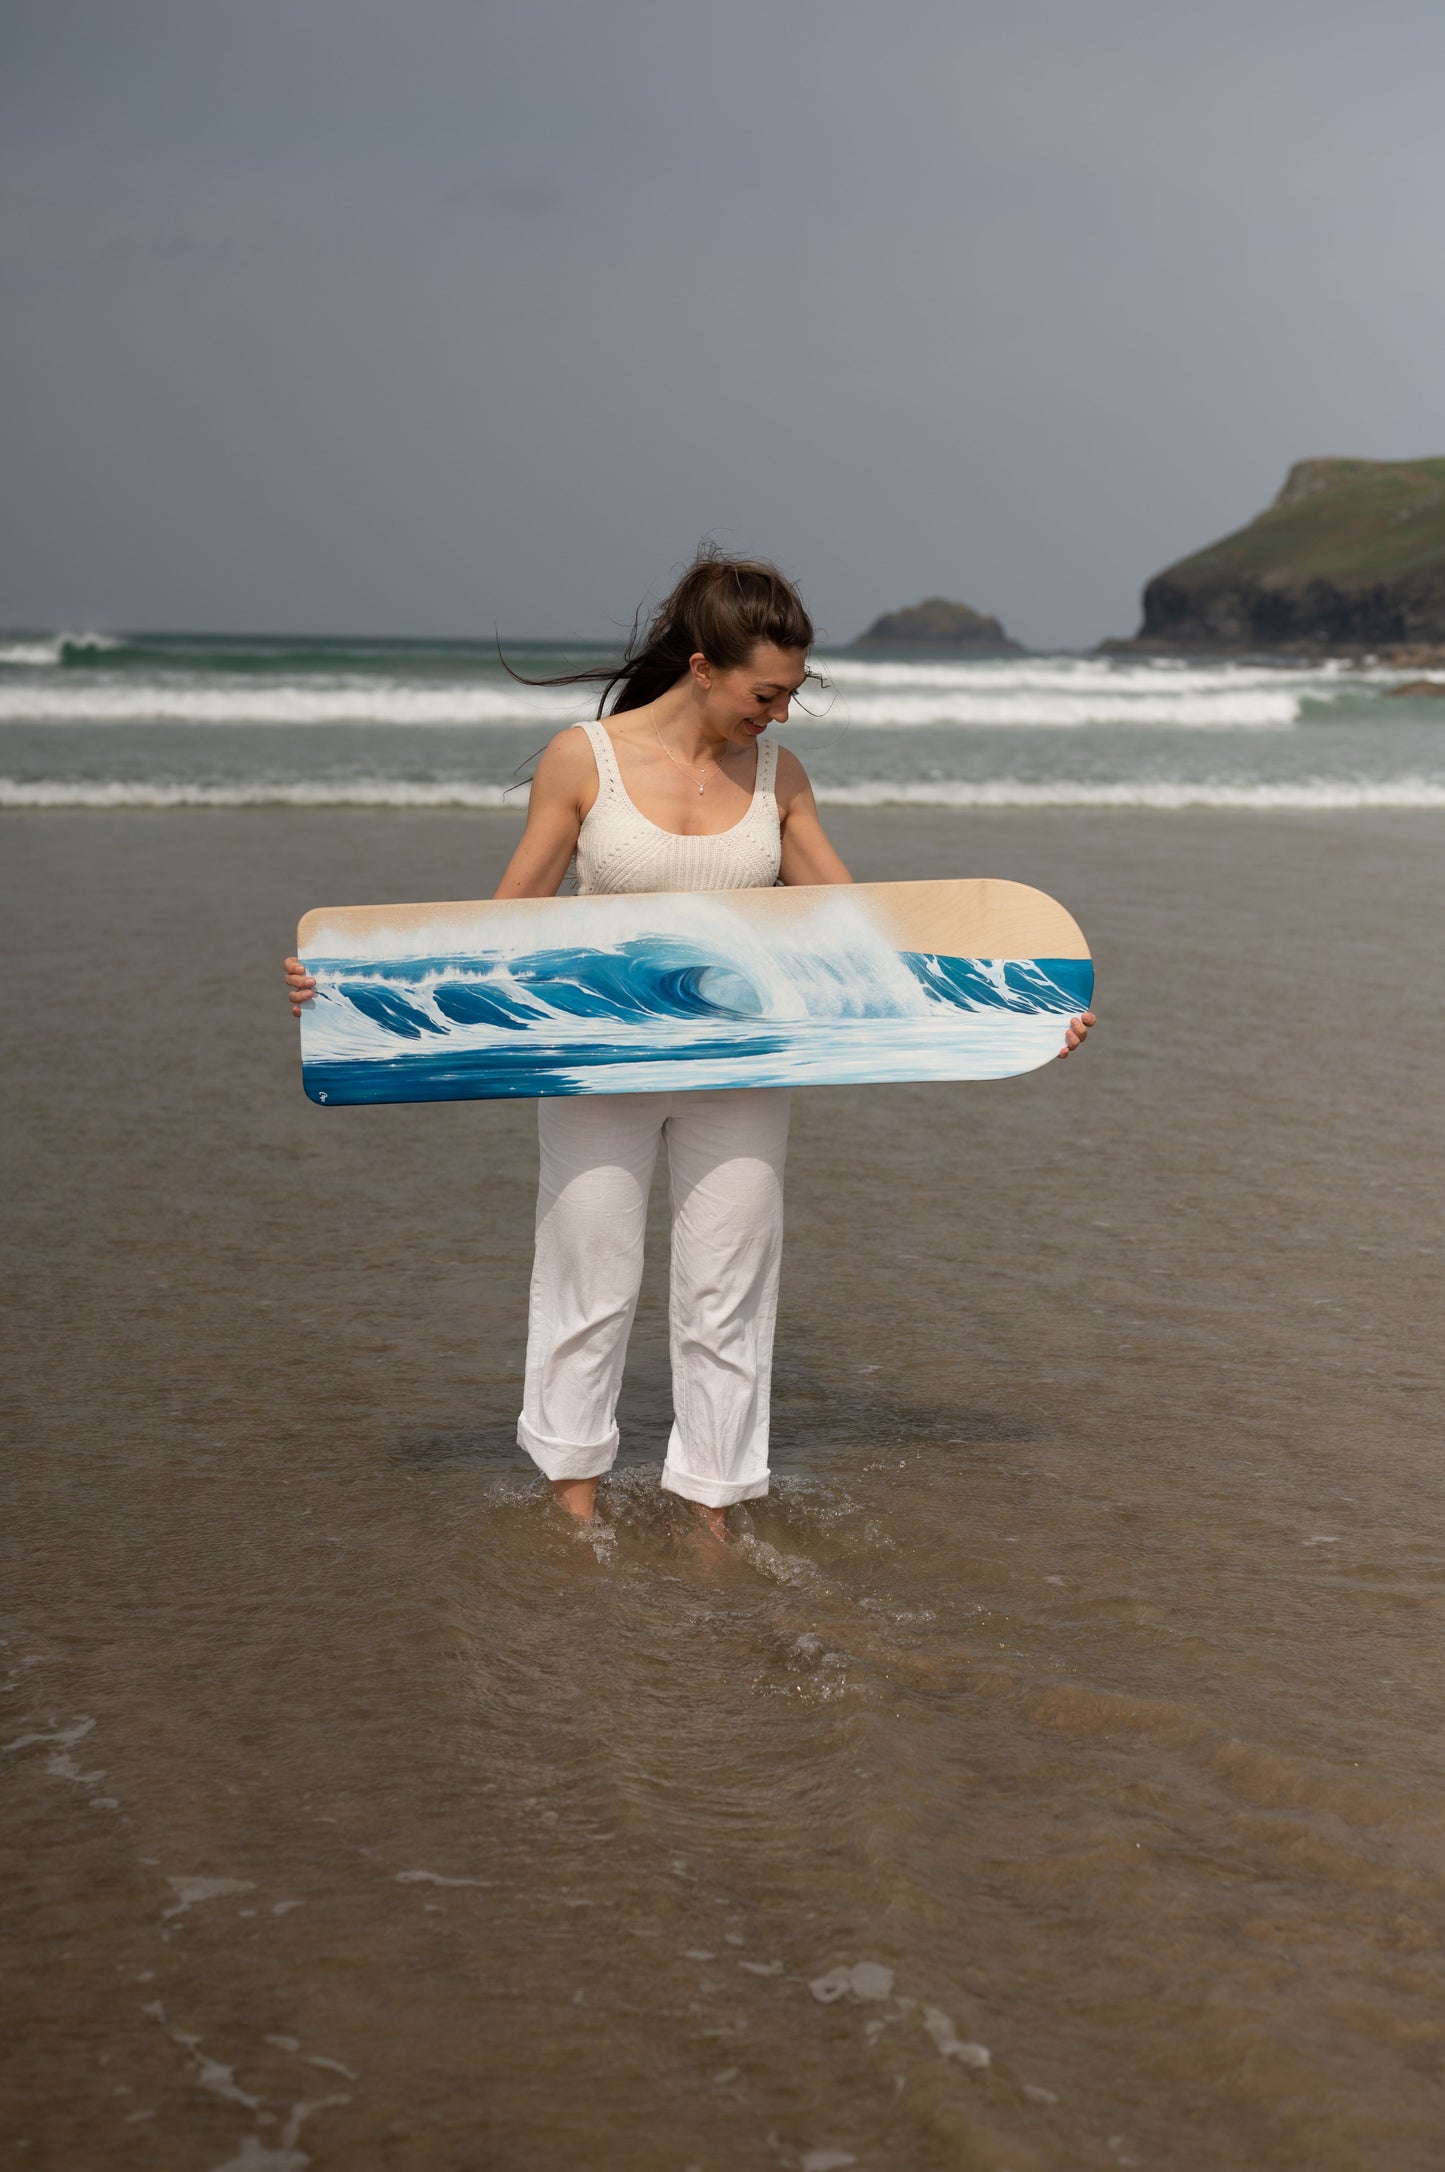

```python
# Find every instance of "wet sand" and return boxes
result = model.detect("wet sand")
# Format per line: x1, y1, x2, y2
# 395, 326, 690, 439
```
3, 807, 1444, 2171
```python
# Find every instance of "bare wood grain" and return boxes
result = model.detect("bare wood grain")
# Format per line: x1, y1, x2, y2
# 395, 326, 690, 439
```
298, 878, 1089, 961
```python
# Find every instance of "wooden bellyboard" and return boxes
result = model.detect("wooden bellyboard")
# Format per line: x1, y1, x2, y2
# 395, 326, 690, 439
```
296, 878, 1092, 1105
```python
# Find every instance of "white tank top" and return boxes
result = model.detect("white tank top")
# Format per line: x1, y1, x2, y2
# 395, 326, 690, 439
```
572, 719, 782, 895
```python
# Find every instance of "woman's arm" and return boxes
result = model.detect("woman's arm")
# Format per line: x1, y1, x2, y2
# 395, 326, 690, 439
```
776, 746, 853, 886
492, 728, 595, 901
282, 729, 594, 1013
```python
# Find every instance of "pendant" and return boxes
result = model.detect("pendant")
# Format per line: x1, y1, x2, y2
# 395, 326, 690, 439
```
698, 780, 705, 794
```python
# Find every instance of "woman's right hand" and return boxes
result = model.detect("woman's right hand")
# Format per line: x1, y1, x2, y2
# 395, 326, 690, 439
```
284, 954, 316, 1016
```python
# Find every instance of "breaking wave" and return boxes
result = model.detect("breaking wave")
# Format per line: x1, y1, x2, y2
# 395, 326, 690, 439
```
819, 690, 1308, 728
0, 682, 1375, 730
0, 632, 123, 669
812, 777, 1445, 810
2, 640, 1438, 813
0, 649, 1401, 730
821, 656, 1367, 693
0, 682, 584, 727
7, 775, 1445, 812
0, 778, 521, 809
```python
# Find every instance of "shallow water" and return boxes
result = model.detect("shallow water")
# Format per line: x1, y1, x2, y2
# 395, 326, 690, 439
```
4, 808, 1444, 2169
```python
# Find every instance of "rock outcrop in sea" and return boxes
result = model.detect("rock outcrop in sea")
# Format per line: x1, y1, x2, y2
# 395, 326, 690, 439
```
1109, 457, 1445, 655
851, 597, 1023, 653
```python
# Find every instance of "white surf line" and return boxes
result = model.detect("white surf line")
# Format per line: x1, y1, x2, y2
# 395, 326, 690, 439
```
0, 684, 581, 724
813, 778, 1445, 810
8, 776, 1445, 811
0, 778, 524, 808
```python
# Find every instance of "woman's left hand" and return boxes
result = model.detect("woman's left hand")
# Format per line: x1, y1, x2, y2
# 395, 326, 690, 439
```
1059, 1010, 1096, 1058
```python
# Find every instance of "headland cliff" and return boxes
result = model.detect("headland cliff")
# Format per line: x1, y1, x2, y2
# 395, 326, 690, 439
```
1111, 457, 1445, 657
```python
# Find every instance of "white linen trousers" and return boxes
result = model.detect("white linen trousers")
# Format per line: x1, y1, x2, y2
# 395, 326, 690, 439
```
517, 1087, 791, 1506
516, 719, 790, 1507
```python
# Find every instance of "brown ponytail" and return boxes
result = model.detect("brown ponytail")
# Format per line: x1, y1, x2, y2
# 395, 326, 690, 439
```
504, 545, 816, 716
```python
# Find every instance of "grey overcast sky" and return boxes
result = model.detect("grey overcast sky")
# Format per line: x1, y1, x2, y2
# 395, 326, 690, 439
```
3, 0, 1444, 649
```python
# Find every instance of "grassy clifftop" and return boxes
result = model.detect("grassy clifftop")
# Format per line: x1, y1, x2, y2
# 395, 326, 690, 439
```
1133, 458, 1445, 651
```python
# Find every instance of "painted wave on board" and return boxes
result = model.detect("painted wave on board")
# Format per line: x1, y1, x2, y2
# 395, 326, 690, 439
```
299, 895, 1093, 1103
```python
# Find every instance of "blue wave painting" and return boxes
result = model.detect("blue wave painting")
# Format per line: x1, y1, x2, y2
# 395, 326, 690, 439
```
298, 889, 1092, 1104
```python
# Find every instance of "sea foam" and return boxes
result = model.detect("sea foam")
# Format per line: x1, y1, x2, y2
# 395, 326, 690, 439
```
0, 654, 1387, 729
0, 778, 523, 809
7, 775, 1445, 811
0, 681, 583, 726
0, 631, 121, 669
0, 681, 1337, 729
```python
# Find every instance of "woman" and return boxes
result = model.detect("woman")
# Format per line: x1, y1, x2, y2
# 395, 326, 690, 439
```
285, 552, 1093, 1541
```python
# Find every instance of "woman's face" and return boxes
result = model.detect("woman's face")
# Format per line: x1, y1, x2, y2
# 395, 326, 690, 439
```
693, 642, 808, 745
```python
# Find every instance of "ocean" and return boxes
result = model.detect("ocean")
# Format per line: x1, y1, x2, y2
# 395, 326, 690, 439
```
3, 629, 1444, 810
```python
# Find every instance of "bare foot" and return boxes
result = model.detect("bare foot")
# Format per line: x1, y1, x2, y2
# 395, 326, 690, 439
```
688, 1501, 731, 1545
550, 1477, 598, 1523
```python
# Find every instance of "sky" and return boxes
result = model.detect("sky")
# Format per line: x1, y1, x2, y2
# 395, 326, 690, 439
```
4, 0, 1444, 650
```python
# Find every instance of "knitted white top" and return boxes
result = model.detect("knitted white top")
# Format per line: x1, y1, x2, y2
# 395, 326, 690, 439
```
572, 719, 782, 895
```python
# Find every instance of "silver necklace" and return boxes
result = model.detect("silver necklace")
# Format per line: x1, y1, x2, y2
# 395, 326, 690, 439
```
650, 708, 737, 795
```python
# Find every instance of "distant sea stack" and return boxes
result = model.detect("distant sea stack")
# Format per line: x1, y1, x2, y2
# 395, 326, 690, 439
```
1112, 457, 1445, 655
851, 596, 1023, 654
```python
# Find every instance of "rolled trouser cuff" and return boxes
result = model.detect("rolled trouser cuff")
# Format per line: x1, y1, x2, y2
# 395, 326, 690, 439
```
659, 1457, 770, 1509
516, 1415, 619, 1482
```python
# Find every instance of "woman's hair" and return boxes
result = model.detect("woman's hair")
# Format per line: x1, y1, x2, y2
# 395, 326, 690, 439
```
505, 545, 816, 716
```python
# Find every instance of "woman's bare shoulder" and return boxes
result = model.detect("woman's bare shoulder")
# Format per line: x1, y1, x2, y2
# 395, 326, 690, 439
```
772, 741, 815, 806
526, 721, 601, 810
534, 721, 598, 777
